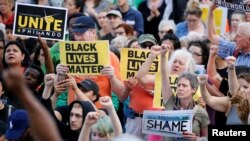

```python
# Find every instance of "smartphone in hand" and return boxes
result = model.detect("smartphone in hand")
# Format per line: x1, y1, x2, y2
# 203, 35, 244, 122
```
57, 73, 67, 82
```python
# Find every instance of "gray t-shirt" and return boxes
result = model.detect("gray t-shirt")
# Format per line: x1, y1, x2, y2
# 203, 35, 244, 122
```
163, 95, 210, 141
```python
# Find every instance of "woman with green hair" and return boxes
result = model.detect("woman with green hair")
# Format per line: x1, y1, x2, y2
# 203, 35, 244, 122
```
78, 96, 122, 141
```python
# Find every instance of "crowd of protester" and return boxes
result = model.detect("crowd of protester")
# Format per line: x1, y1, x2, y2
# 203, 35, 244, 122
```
0, 0, 250, 141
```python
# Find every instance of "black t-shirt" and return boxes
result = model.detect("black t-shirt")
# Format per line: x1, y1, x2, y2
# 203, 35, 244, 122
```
215, 78, 229, 125
0, 104, 9, 123
55, 106, 69, 125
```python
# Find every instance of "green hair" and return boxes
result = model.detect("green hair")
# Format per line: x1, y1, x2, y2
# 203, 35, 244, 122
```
91, 115, 113, 137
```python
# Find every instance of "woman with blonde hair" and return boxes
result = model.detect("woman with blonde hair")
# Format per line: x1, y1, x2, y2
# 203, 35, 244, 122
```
175, 0, 205, 38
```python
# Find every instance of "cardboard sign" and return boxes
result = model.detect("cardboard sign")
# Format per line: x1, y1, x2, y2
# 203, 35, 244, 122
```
214, 0, 250, 12
154, 74, 178, 108
200, 4, 228, 35
13, 3, 67, 40
143, 110, 193, 137
59, 41, 109, 75
120, 48, 160, 80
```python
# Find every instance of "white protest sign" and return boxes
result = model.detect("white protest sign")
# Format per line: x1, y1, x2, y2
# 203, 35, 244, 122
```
142, 110, 193, 137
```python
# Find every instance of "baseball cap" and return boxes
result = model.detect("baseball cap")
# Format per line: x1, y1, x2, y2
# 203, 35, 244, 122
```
5, 110, 29, 140
77, 79, 99, 96
106, 10, 122, 18
72, 16, 96, 33
138, 34, 157, 45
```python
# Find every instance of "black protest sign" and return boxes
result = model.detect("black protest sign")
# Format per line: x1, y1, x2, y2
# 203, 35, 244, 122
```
13, 3, 67, 40
214, 0, 250, 11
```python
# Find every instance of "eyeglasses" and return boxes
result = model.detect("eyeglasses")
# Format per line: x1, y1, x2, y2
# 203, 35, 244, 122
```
187, 19, 198, 23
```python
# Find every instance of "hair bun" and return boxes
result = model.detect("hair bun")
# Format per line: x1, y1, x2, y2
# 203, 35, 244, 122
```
187, 0, 200, 9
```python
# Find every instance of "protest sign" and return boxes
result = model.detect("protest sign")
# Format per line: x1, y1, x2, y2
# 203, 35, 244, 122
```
142, 110, 193, 137
154, 74, 201, 108
120, 48, 160, 80
154, 74, 178, 108
200, 4, 228, 35
214, 0, 250, 12
13, 3, 67, 40
59, 41, 109, 75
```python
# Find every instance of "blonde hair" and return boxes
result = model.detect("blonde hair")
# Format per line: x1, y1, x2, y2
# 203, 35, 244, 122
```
184, 0, 202, 18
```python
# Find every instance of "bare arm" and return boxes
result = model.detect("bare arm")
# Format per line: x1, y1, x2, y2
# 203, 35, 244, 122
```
4, 69, 61, 141
38, 37, 54, 73
78, 112, 98, 141
207, 2, 220, 45
161, 45, 173, 103
207, 45, 222, 89
100, 65, 127, 102
100, 96, 122, 137
200, 126, 208, 137
135, 45, 161, 84
226, 56, 239, 96
135, 55, 157, 80
199, 75, 229, 112
206, 83, 224, 97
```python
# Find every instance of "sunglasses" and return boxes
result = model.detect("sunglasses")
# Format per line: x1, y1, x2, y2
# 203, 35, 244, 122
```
140, 43, 154, 49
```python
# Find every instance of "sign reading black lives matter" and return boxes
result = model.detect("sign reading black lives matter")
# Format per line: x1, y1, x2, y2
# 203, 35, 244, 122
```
214, 0, 250, 12
120, 48, 161, 80
13, 3, 68, 40
59, 41, 110, 75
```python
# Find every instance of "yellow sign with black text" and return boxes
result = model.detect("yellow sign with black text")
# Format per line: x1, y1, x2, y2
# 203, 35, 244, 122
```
120, 48, 160, 80
59, 41, 109, 75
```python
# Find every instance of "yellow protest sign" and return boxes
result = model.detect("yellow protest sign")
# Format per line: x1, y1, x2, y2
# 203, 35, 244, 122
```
153, 74, 179, 108
200, 4, 228, 35
154, 74, 201, 108
120, 48, 160, 80
59, 41, 109, 75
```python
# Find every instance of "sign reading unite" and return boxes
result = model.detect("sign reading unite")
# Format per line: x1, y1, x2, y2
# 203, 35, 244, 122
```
13, 3, 68, 40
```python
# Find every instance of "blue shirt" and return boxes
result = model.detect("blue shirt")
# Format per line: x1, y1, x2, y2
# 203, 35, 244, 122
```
119, 7, 144, 36
218, 37, 250, 67
175, 21, 188, 38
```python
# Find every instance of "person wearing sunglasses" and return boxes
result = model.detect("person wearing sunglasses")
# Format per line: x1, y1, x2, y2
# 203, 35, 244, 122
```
138, 34, 158, 49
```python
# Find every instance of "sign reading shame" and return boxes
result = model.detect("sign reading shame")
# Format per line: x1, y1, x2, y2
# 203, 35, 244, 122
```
142, 110, 193, 137
13, 3, 67, 40
60, 41, 109, 75
120, 48, 160, 80
214, 0, 250, 12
